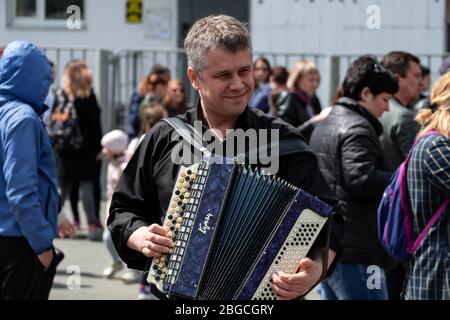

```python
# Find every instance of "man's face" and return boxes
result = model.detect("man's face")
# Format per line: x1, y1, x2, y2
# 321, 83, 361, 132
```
188, 48, 254, 119
398, 61, 421, 104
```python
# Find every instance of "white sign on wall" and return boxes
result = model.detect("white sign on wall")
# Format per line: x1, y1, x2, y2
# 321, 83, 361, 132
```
144, 8, 173, 40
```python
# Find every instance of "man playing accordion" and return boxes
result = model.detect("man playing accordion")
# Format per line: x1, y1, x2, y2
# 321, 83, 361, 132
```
108, 14, 343, 300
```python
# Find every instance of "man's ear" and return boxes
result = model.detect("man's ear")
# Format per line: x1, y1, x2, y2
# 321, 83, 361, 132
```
188, 67, 200, 90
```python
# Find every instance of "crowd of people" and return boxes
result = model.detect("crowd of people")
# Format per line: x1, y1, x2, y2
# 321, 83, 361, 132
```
0, 14, 449, 301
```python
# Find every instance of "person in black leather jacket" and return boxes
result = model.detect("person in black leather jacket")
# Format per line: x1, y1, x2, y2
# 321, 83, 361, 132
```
309, 55, 399, 300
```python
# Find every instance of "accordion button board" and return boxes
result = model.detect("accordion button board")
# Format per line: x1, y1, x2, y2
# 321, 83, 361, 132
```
148, 163, 202, 291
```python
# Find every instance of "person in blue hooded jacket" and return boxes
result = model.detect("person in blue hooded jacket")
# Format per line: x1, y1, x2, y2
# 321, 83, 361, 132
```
0, 41, 59, 300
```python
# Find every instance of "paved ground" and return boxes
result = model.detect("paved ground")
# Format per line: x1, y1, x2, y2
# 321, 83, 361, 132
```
49, 202, 139, 300
49, 203, 320, 300
50, 236, 140, 300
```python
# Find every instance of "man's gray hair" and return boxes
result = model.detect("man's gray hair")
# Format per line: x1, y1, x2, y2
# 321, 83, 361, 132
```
184, 15, 252, 73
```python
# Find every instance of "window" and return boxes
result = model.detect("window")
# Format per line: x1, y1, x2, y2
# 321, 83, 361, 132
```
15, 0, 36, 17
8, 0, 85, 28
45, 0, 84, 20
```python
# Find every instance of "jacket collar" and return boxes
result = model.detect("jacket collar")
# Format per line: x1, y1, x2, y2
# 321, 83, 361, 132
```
336, 97, 384, 136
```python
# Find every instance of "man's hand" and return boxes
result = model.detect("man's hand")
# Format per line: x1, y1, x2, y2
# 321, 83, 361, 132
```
271, 257, 323, 300
37, 248, 54, 270
58, 220, 76, 239
271, 248, 336, 300
127, 224, 173, 258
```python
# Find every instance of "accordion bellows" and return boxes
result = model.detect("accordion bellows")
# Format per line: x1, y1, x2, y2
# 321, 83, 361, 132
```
148, 156, 333, 300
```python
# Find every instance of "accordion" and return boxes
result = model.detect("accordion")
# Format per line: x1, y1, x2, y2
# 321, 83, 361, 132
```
147, 155, 334, 300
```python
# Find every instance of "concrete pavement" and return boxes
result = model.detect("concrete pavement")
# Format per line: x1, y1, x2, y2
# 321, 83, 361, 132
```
50, 236, 139, 300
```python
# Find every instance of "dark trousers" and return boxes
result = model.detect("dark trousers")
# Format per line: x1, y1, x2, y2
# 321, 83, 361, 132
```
386, 263, 407, 300
0, 236, 57, 300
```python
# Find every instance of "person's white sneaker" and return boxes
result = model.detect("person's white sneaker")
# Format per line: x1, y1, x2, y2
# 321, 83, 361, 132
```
120, 269, 141, 284
103, 262, 124, 278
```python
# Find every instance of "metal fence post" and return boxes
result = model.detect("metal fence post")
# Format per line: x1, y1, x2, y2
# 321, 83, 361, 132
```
95, 49, 113, 134
324, 55, 340, 106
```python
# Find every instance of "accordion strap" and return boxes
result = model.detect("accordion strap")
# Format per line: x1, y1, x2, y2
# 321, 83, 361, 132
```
162, 117, 209, 154
162, 117, 313, 159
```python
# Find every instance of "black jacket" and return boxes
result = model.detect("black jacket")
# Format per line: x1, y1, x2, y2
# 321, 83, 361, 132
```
309, 97, 396, 270
108, 103, 343, 270
55, 90, 103, 182
278, 93, 321, 142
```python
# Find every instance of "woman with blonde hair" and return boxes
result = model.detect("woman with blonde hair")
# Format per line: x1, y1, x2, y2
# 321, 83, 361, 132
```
278, 60, 322, 142
403, 72, 450, 299
50, 60, 103, 240
163, 79, 187, 116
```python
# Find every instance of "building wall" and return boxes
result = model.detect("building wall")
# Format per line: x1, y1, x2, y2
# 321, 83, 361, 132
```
250, 0, 445, 55
250, 0, 446, 104
0, 0, 446, 106
0, 0, 178, 49
1, 0, 445, 54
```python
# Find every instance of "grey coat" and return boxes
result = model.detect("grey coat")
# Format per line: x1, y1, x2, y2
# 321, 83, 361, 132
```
379, 98, 420, 171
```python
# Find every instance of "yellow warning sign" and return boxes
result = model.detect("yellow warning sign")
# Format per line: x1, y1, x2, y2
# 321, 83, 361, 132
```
126, 0, 142, 23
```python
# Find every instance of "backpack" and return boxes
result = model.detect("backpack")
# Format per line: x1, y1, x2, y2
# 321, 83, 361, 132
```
48, 90, 84, 151
377, 130, 450, 262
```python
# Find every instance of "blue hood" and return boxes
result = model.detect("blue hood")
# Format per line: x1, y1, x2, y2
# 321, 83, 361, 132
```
0, 41, 51, 115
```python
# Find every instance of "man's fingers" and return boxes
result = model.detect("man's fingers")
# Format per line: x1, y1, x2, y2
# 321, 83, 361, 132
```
58, 221, 77, 239
297, 257, 313, 271
67, 223, 76, 237
141, 240, 171, 255
142, 247, 158, 258
272, 273, 294, 291
144, 232, 173, 248
272, 272, 306, 291
148, 224, 167, 236
272, 271, 312, 299
270, 282, 297, 300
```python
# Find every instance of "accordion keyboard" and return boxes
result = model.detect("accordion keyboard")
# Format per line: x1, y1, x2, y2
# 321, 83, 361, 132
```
252, 208, 328, 300
147, 162, 204, 292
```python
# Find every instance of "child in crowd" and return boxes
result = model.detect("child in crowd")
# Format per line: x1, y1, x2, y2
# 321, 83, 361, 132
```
127, 100, 168, 158
101, 130, 140, 283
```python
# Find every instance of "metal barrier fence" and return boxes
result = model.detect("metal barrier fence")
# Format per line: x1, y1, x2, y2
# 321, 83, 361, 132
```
2, 45, 449, 134
111, 48, 190, 131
